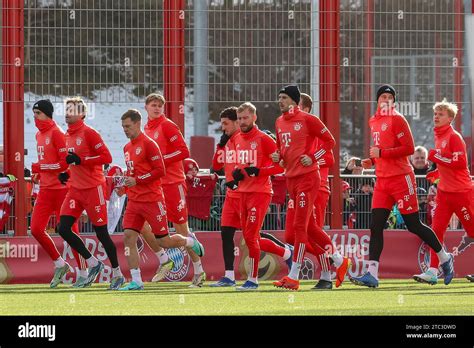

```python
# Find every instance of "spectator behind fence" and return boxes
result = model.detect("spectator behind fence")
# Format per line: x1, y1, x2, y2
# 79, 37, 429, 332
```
417, 186, 428, 224
411, 145, 430, 175
342, 180, 357, 228
342, 157, 364, 175
353, 177, 374, 229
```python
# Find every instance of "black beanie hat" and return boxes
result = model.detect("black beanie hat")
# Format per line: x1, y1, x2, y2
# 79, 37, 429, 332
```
376, 84, 396, 103
33, 99, 54, 118
279, 85, 301, 105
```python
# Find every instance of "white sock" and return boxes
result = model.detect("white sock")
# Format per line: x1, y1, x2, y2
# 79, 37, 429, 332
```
185, 237, 194, 248
193, 261, 204, 274
156, 249, 169, 263
112, 266, 122, 278
428, 267, 438, 276
437, 249, 449, 264
86, 256, 98, 268
131, 268, 143, 285
283, 246, 291, 260
248, 276, 258, 284
320, 270, 331, 282
225, 270, 235, 281
367, 260, 379, 279
331, 252, 343, 267
53, 257, 65, 268
288, 262, 302, 280
78, 269, 88, 278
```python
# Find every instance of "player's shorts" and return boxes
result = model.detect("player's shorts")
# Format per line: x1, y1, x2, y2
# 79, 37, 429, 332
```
60, 184, 108, 226
122, 200, 169, 237
221, 195, 241, 229
372, 172, 419, 214
162, 182, 188, 224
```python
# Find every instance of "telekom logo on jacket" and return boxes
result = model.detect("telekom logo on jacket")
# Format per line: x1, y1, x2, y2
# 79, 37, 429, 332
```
37, 145, 45, 160
280, 132, 291, 147
373, 132, 380, 146
236, 149, 258, 166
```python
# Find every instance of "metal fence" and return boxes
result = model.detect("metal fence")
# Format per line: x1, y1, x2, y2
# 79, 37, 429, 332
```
339, 0, 472, 161
2, 174, 470, 236
0, 1, 472, 233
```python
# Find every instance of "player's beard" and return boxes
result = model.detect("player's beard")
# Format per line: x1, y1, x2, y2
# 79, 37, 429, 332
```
240, 124, 253, 133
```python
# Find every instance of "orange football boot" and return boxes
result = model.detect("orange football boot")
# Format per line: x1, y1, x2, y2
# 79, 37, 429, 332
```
273, 276, 299, 290
335, 257, 351, 288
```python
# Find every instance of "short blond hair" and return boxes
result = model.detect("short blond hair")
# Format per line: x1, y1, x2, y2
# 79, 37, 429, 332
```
433, 98, 458, 119
65, 96, 88, 114
237, 102, 256, 115
145, 93, 166, 105
299, 93, 313, 111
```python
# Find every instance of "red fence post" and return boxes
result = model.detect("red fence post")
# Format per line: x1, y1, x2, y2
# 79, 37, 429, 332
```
364, 0, 374, 159
2, 0, 26, 236
163, 0, 185, 134
454, 0, 464, 132
320, 0, 342, 229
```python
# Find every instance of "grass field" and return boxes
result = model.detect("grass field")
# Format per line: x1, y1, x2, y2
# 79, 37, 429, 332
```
0, 279, 473, 316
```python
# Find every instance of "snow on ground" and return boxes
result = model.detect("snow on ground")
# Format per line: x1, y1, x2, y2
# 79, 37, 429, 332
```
0, 86, 221, 169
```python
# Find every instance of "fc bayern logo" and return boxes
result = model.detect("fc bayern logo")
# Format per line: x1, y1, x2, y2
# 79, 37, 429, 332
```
154, 132, 159, 139
45, 137, 50, 145
294, 122, 302, 131
441, 140, 447, 148
417, 242, 443, 275
250, 141, 257, 150
136, 147, 142, 155
165, 247, 190, 281
381, 123, 388, 131
76, 137, 82, 146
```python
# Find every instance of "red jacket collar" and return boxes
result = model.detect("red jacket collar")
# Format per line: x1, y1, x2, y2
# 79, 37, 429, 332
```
434, 124, 452, 137
282, 106, 301, 120
145, 114, 166, 130
67, 119, 85, 134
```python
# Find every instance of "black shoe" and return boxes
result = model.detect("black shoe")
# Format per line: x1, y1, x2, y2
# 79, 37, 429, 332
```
466, 274, 474, 282
311, 279, 333, 290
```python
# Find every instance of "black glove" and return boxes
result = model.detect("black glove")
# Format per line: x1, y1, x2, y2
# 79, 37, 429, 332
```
66, 151, 81, 165
232, 168, 245, 182
58, 172, 70, 185
225, 180, 239, 190
244, 166, 260, 177
218, 133, 231, 148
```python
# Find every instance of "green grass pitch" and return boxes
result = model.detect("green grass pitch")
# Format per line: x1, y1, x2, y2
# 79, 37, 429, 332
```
1, 279, 473, 316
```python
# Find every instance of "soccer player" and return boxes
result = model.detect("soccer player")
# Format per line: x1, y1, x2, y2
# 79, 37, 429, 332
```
117, 110, 204, 290
30, 99, 87, 288
283, 92, 349, 290
210, 107, 293, 287
143, 93, 206, 287
272, 85, 347, 291
56, 97, 125, 289
413, 99, 474, 284
349, 85, 454, 288
229, 102, 293, 291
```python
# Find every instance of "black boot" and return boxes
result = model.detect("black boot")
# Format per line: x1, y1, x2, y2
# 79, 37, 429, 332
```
466, 274, 474, 282
311, 279, 333, 290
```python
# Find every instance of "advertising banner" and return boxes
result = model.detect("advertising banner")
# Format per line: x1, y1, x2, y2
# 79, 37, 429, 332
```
1, 230, 473, 284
